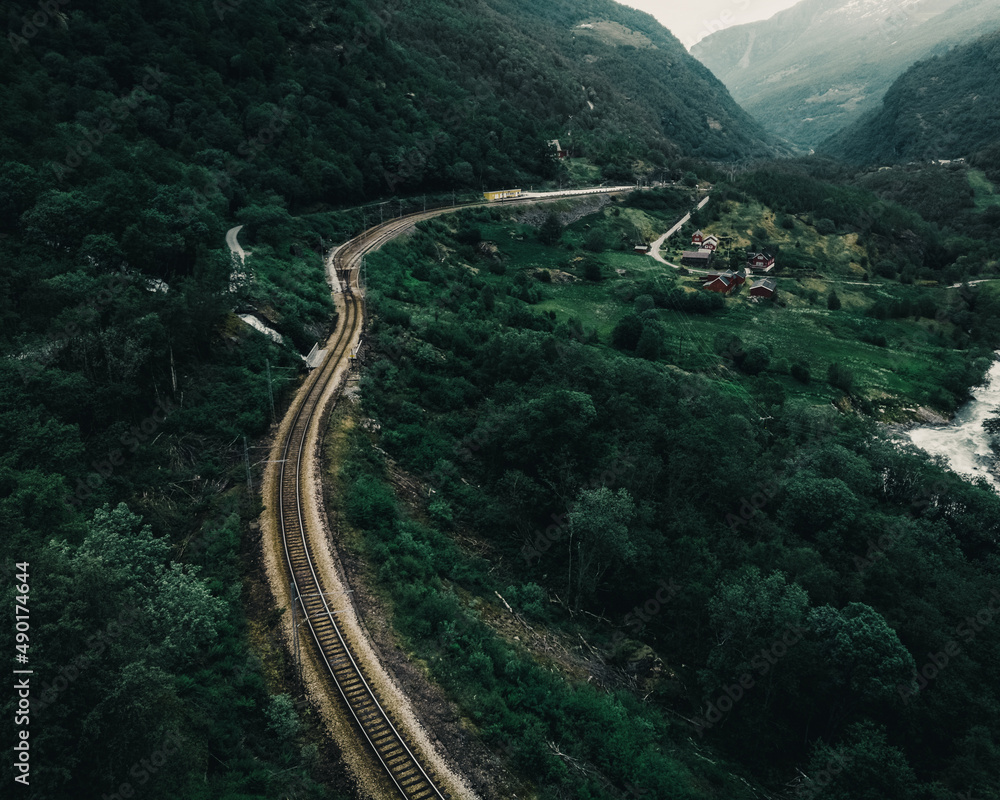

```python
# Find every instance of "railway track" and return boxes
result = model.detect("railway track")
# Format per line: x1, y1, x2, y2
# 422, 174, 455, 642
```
269, 188, 634, 800
275, 212, 450, 800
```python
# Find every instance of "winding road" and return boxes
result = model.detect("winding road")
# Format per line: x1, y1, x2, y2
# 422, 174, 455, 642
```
651, 193, 711, 270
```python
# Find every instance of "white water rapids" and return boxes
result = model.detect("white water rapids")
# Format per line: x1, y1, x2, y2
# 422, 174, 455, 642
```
907, 358, 1000, 492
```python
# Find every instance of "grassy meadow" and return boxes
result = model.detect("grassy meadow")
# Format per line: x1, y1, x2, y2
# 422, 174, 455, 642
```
459, 191, 992, 419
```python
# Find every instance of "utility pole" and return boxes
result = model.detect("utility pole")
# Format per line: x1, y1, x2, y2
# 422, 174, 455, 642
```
265, 359, 275, 424
423, 194, 426, 212
398, 199, 403, 218
379, 203, 383, 225
243, 436, 252, 494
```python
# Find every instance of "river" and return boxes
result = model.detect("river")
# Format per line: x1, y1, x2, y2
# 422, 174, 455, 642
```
907, 358, 1000, 492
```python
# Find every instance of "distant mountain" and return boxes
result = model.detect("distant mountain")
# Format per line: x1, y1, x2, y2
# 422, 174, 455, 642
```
822, 27, 1000, 163
691, 0, 1000, 150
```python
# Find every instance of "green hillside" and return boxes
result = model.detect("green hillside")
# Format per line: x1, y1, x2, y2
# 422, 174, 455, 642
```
0, 0, 775, 798
0, 0, 773, 240
4, 0, 1000, 799
824, 27, 1000, 164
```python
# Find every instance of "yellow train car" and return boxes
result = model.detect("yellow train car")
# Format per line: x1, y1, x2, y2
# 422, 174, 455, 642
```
483, 188, 522, 201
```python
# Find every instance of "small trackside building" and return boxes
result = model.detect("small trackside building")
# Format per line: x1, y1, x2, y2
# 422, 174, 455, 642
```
484, 189, 522, 201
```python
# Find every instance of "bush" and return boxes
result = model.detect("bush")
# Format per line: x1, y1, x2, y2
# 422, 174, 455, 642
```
738, 344, 771, 376
816, 218, 836, 235
827, 362, 854, 394
456, 226, 481, 245
584, 259, 603, 282
827, 291, 842, 310
875, 260, 898, 279
634, 294, 655, 314
791, 362, 811, 384
584, 229, 606, 252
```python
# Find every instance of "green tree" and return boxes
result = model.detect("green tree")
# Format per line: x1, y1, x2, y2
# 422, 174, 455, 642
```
803, 721, 918, 800
807, 603, 915, 731
584, 228, 606, 252
738, 344, 770, 375
567, 487, 637, 608
636, 323, 664, 361
583, 258, 603, 281
704, 567, 809, 687
828, 290, 842, 310
612, 314, 644, 351
827, 362, 854, 394
538, 211, 563, 245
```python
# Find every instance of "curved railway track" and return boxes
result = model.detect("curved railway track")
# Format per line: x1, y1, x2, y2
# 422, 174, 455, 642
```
268, 188, 633, 800
276, 213, 451, 800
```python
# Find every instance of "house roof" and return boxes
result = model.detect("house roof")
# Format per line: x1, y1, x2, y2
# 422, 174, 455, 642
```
752, 278, 776, 291
682, 250, 713, 259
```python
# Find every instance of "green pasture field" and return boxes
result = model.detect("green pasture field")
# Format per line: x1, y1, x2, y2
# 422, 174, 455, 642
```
468, 198, 984, 418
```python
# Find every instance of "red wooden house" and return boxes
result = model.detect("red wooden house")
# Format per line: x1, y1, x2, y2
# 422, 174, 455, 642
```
701, 235, 720, 251
701, 268, 745, 285
704, 274, 736, 294
691, 230, 704, 246
747, 252, 775, 272
749, 278, 776, 299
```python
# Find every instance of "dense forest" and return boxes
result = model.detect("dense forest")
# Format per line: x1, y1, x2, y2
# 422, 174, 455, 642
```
0, 0, 772, 796
1, 0, 1000, 798
823, 26, 1000, 164
349, 185, 1000, 799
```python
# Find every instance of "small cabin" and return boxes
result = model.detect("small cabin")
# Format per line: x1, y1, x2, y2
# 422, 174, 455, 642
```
682, 249, 714, 267
633, 244, 652, 254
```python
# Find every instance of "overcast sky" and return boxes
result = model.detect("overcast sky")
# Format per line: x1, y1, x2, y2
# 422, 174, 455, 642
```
620, 0, 804, 49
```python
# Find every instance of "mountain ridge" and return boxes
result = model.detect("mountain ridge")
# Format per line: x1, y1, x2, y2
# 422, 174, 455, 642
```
691, 0, 1000, 149
822, 25, 1000, 163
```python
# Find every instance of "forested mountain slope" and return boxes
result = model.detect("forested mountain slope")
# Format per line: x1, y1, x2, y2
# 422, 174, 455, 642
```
823, 27, 1000, 164
691, 0, 1000, 149
0, 0, 774, 798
